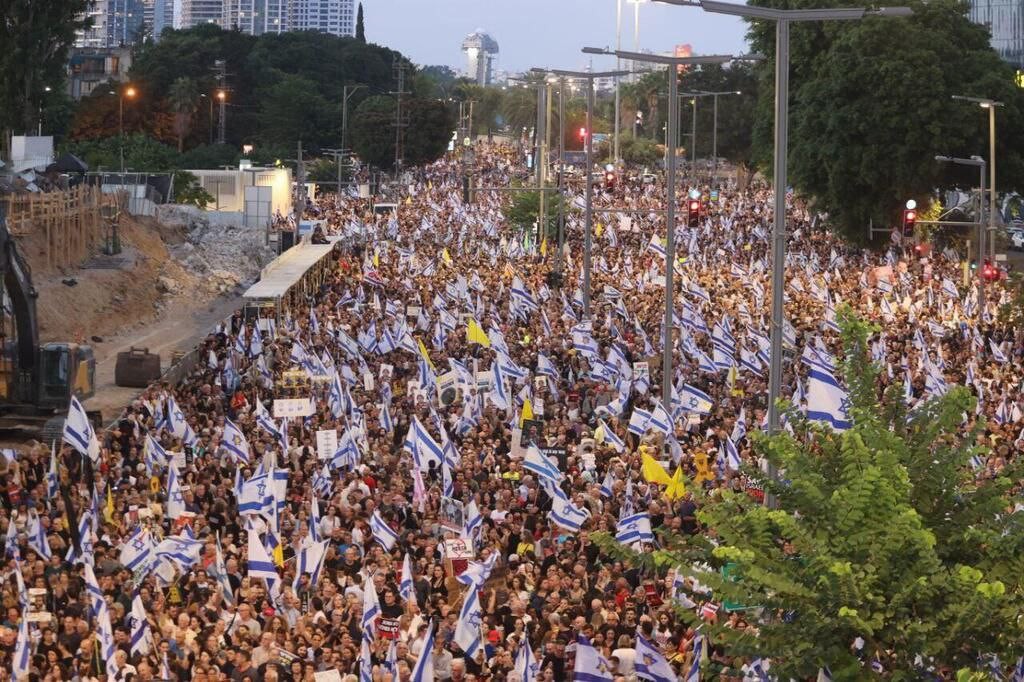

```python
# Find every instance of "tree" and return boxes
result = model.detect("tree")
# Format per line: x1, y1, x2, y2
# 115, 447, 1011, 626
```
350, 96, 454, 169
594, 309, 1024, 679
0, 0, 90, 144
256, 74, 336, 149
356, 3, 366, 42
168, 77, 200, 152
746, 0, 1024, 241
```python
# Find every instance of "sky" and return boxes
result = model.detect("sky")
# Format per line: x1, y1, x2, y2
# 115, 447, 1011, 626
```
362, 0, 750, 74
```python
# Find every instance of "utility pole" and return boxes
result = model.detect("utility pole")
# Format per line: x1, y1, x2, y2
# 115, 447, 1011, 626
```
341, 84, 365, 154
295, 141, 307, 221
535, 84, 547, 248
214, 59, 228, 145
556, 78, 566, 271
391, 59, 410, 179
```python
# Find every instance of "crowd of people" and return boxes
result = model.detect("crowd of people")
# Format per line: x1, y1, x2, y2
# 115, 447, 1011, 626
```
1, 143, 1021, 682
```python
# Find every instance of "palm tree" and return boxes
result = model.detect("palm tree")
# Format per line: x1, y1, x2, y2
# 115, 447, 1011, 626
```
168, 77, 199, 152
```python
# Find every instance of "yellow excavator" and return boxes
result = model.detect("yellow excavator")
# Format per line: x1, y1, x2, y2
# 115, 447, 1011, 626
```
0, 201, 96, 438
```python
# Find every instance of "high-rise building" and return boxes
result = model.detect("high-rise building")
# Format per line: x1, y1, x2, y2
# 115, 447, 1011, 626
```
462, 30, 499, 86
222, 0, 289, 34
143, 0, 175, 40
290, 0, 356, 37
173, 0, 224, 29
74, 0, 145, 48
970, 0, 1024, 68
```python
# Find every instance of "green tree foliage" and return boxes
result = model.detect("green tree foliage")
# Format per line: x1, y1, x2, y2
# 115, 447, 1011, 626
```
63, 134, 181, 172
349, 96, 455, 170
0, 0, 89, 141
617, 136, 662, 167
356, 3, 366, 43
173, 171, 214, 208
594, 309, 1024, 679
745, 0, 1024, 241
168, 77, 200, 152
257, 74, 336, 149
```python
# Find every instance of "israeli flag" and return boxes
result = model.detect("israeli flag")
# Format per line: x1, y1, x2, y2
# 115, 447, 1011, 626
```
166, 464, 186, 519
549, 495, 590, 533
129, 591, 153, 656
399, 553, 415, 603
685, 634, 703, 682
27, 509, 52, 561
410, 622, 435, 682
118, 526, 152, 572
454, 584, 483, 658
616, 512, 654, 546
237, 472, 270, 515
724, 437, 742, 470
806, 367, 853, 431
63, 396, 100, 462
154, 533, 204, 571
464, 500, 483, 538
990, 339, 1009, 364
212, 533, 235, 606
635, 634, 676, 682
247, 528, 278, 580
573, 634, 614, 681
598, 419, 625, 453
457, 553, 498, 590
361, 570, 381, 638
514, 635, 540, 682
47, 443, 60, 502
524, 445, 563, 484
312, 464, 333, 499
221, 418, 250, 464
370, 510, 399, 551
679, 384, 714, 415
403, 416, 445, 472
12, 615, 31, 680
628, 407, 654, 436
65, 510, 94, 566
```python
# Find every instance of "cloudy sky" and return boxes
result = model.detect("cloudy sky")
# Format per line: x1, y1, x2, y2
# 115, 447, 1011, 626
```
363, 0, 750, 74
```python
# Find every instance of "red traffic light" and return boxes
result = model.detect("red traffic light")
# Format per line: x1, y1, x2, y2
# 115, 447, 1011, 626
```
905, 210, 915, 221
688, 200, 700, 212
579, 127, 587, 139
902, 208, 917, 234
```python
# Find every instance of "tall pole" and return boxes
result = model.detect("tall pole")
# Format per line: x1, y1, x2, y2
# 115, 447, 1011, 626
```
633, 1, 640, 81
557, 81, 566, 270
979, 163, 986, 313
119, 93, 125, 176
614, 0, 622, 162
690, 96, 698, 175
537, 85, 548, 247
767, 19, 790, 439
662, 64, 679, 408
988, 104, 996, 259
712, 93, 719, 185
584, 78, 594, 319
342, 86, 351, 152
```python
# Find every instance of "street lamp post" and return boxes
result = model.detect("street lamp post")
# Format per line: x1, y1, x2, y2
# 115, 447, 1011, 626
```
38, 86, 52, 136
696, 89, 742, 184
615, 0, 623, 162
678, 92, 712, 179
585, 48, 737, 407
216, 90, 227, 145
119, 85, 137, 177
936, 155, 987, 311
546, 68, 630, 320
952, 95, 1003, 259
342, 84, 366, 154
656, 0, 912, 440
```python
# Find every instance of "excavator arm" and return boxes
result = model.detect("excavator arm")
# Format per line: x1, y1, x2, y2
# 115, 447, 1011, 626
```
0, 202, 40, 403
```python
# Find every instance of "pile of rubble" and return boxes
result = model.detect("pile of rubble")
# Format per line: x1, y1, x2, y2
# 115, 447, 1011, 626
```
156, 208, 274, 300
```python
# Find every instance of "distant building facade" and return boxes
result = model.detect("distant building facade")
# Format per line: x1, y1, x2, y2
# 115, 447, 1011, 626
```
74, 0, 144, 48
290, 0, 356, 36
462, 30, 499, 86
222, 0, 290, 34
143, 0, 175, 40
970, 0, 1024, 68
173, 0, 224, 29
67, 47, 133, 99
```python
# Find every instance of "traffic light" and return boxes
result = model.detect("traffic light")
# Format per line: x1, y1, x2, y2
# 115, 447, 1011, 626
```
687, 199, 700, 228
982, 259, 999, 281
902, 208, 916, 235
579, 127, 587, 141
604, 165, 616, 190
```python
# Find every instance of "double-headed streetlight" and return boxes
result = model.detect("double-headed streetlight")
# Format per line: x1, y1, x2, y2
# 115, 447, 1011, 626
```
952, 95, 1002, 259
696, 89, 743, 184
585, 47, 738, 407
936, 154, 987, 310
543, 68, 629, 321
656, 0, 912, 439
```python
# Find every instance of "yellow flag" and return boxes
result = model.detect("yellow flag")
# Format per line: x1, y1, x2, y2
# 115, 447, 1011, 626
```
466, 318, 491, 347
373, 250, 380, 268
273, 541, 284, 567
417, 338, 436, 372
596, 222, 604, 237
405, 196, 412, 205
665, 466, 687, 501
594, 422, 606, 444
442, 248, 453, 266
519, 398, 534, 428
641, 452, 673, 487
541, 237, 548, 257
104, 486, 116, 525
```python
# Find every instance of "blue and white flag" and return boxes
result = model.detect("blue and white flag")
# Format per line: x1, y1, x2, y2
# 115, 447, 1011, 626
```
247, 528, 278, 581
685, 633, 703, 682
573, 634, 614, 682
166, 464, 186, 519
399, 553, 415, 603
514, 635, 540, 682
12, 614, 31, 680
523, 445, 563, 484
166, 395, 198, 447
679, 384, 713, 415
635, 634, 676, 682
456, 553, 498, 590
806, 367, 852, 430
549, 495, 590, 533
454, 583, 483, 658
65, 510, 94, 566
26, 509, 52, 561
411, 621, 435, 682
370, 510, 399, 551
362, 572, 381, 638
47, 442, 60, 502
724, 437, 742, 471
221, 418, 251, 464
64, 396, 100, 461
213, 533, 234, 606
129, 591, 153, 656
403, 416, 445, 472
616, 512, 654, 546
118, 526, 152, 572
